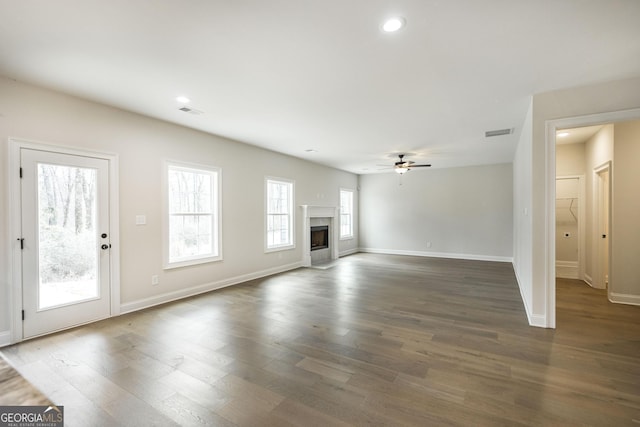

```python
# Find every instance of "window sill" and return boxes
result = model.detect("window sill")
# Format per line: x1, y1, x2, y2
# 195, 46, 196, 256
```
265, 244, 295, 253
164, 255, 223, 270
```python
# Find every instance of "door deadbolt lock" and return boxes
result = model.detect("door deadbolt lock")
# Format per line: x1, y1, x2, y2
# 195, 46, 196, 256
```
101, 233, 108, 238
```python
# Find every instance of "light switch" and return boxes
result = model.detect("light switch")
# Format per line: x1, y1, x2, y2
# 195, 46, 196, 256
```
136, 215, 146, 225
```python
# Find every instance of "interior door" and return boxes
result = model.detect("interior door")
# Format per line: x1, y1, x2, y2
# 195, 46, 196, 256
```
597, 168, 611, 289
20, 148, 111, 338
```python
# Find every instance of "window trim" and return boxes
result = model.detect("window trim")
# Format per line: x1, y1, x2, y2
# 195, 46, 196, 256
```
340, 188, 354, 240
163, 160, 222, 269
265, 176, 295, 252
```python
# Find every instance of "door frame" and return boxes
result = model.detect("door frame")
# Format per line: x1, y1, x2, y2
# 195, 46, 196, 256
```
545, 107, 640, 328
8, 138, 121, 343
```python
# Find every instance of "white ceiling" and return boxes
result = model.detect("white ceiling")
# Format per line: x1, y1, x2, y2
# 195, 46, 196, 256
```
556, 125, 604, 145
1, 1, 640, 173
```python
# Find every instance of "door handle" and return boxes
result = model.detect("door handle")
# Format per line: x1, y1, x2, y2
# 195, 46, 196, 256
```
101, 244, 111, 250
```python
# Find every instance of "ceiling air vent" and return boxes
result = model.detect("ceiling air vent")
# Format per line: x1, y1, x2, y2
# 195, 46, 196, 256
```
485, 128, 514, 138
178, 106, 204, 115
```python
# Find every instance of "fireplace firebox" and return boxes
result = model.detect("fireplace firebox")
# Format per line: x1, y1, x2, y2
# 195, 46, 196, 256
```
310, 226, 329, 251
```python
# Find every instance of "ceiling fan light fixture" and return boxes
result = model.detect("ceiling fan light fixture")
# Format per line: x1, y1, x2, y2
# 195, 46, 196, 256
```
387, 154, 430, 174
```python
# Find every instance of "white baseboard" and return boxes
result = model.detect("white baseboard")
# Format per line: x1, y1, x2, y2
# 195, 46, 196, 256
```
512, 263, 549, 328
339, 248, 359, 257
120, 261, 302, 314
584, 274, 593, 287
528, 314, 548, 328
512, 265, 534, 324
585, 274, 606, 289
0, 330, 11, 348
556, 260, 578, 279
359, 247, 513, 263
609, 292, 640, 306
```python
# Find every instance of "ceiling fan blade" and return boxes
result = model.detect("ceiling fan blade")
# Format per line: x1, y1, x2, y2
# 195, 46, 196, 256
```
380, 154, 431, 172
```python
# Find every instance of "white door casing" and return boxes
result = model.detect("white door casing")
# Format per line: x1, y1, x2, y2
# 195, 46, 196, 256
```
545, 108, 640, 329
9, 139, 121, 342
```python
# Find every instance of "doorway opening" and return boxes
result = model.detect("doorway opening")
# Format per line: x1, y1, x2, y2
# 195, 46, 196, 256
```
548, 109, 640, 328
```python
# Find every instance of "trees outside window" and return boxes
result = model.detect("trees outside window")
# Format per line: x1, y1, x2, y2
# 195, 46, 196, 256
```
340, 189, 354, 239
166, 162, 221, 268
266, 178, 294, 251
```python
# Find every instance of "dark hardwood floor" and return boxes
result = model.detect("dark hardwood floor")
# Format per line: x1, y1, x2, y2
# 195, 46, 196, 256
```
2, 254, 639, 426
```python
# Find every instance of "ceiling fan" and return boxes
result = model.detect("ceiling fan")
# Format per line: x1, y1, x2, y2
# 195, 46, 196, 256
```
388, 154, 431, 174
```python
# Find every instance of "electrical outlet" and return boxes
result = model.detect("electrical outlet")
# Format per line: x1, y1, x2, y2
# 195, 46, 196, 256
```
151, 275, 159, 285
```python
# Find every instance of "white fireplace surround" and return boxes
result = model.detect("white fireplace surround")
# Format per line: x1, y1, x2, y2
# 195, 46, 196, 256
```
301, 205, 340, 266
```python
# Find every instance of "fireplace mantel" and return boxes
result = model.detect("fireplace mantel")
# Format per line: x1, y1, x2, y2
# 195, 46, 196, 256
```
300, 205, 340, 266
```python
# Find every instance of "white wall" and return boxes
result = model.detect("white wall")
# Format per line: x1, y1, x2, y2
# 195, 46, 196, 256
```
527, 76, 640, 326
0, 77, 358, 342
359, 163, 513, 261
555, 178, 579, 263
556, 143, 586, 176
512, 99, 534, 323
611, 120, 640, 304
555, 143, 585, 269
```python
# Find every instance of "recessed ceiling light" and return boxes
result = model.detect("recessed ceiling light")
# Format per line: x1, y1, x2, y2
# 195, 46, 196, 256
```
382, 17, 405, 32
176, 96, 190, 104
557, 132, 570, 138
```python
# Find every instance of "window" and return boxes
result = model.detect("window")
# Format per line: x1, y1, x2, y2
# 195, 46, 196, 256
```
340, 189, 354, 239
165, 162, 221, 268
266, 177, 294, 251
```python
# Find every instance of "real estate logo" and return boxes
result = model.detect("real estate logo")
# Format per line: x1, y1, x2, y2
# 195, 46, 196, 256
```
0, 405, 63, 427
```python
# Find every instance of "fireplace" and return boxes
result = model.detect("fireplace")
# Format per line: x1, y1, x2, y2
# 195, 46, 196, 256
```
300, 205, 339, 267
310, 226, 329, 251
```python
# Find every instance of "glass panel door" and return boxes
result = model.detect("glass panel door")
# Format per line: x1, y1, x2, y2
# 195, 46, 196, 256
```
21, 148, 111, 338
